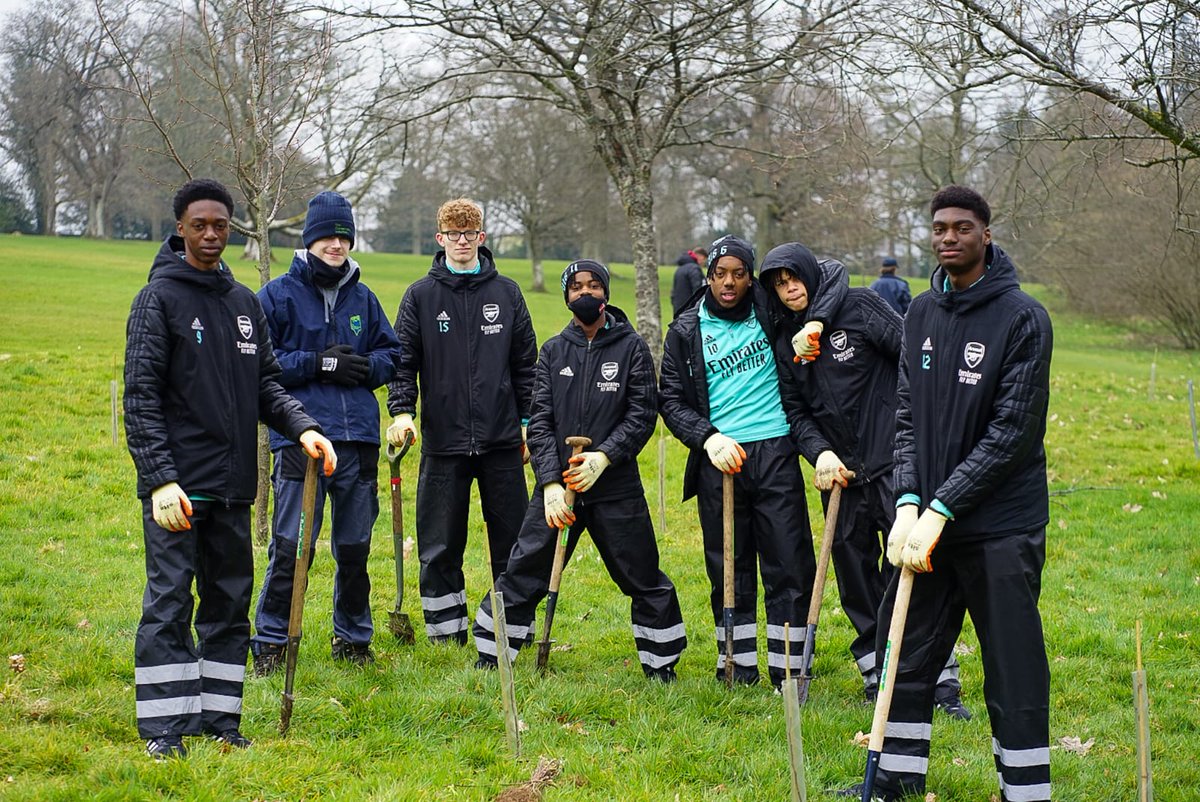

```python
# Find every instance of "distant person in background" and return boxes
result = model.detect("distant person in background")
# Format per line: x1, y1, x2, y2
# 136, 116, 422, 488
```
670, 246, 708, 317
124, 178, 336, 760
250, 191, 402, 676
870, 256, 911, 316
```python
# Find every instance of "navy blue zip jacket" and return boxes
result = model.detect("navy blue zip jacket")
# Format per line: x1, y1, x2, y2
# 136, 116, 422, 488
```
527, 306, 656, 504
386, 246, 537, 456
258, 250, 401, 451
124, 237, 320, 503
894, 243, 1052, 539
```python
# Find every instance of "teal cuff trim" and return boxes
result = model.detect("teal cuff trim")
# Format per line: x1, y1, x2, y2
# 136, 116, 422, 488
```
930, 498, 954, 519
897, 494, 921, 508
521, 418, 530, 427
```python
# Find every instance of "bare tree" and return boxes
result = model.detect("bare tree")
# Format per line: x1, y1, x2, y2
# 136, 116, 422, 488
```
363, 0, 860, 359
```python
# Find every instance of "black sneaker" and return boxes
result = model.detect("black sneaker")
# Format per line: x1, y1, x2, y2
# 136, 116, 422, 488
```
146, 735, 187, 761
331, 637, 375, 665
863, 685, 879, 706
474, 656, 498, 671
935, 694, 972, 720
208, 729, 252, 749
644, 665, 677, 683
833, 782, 902, 801
252, 643, 285, 678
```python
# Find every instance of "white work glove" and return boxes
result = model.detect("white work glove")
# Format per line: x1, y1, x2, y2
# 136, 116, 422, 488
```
151, 482, 192, 532
885, 504, 919, 566
703, 432, 746, 474
298, 429, 338, 476
791, 320, 824, 362
902, 508, 948, 573
520, 424, 530, 465
563, 451, 611, 493
813, 450, 850, 491
543, 482, 577, 530
387, 413, 417, 448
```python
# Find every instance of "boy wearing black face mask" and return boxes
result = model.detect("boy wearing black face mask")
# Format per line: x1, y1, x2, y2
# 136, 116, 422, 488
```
472, 261, 687, 681
250, 191, 402, 674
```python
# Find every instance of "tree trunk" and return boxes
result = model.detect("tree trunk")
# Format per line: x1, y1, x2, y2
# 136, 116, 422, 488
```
528, 227, 545, 292
411, 202, 422, 256
253, 210, 273, 544
616, 172, 663, 365
85, 186, 107, 238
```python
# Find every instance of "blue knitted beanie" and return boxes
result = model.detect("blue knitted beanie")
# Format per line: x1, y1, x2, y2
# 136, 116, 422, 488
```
303, 191, 355, 249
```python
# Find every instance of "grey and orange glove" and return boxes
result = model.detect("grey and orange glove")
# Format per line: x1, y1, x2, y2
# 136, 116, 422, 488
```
703, 432, 746, 474
564, 451, 610, 493
885, 504, 919, 566
543, 482, 576, 529
151, 482, 193, 532
901, 508, 948, 572
792, 321, 824, 362
299, 429, 338, 476
813, 450, 850, 491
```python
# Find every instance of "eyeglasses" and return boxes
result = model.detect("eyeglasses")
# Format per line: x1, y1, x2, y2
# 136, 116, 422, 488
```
439, 230, 481, 242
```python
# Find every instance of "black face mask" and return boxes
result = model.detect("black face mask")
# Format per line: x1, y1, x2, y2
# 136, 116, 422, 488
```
568, 293, 606, 325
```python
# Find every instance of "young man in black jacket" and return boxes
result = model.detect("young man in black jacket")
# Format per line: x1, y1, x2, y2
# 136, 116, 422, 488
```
124, 179, 337, 760
761, 242, 969, 718
472, 261, 687, 679
840, 186, 1053, 801
386, 197, 537, 645
659, 234, 814, 689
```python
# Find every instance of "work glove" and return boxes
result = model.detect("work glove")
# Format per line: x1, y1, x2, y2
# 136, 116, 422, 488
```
387, 413, 417, 447
520, 424, 530, 465
299, 429, 338, 476
901, 508, 948, 573
885, 504, 919, 567
791, 321, 824, 363
813, 450, 850, 491
317, 344, 369, 386
151, 482, 192, 532
563, 451, 611, 493
543, 482, 576, 530
703, 432, 746, 474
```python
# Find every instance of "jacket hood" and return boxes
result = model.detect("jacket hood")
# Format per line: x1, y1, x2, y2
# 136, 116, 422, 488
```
430, 245, 498, 287
147, 235, 236, 292
559, 303, 634, 347
676, 251, 699, 267
927, 243, 1020, 313
287, 248, 362, 289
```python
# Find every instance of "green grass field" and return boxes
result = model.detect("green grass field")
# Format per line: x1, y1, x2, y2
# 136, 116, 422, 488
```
0, 235, 1197, 801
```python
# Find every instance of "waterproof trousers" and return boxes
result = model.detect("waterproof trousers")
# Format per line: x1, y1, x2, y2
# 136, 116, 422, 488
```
474, 486, 687, 673
695, 435, 814, 687
253, 444, 379, 651
825, 478, 961, 697
416, 449, 527, 644
872, 529, 1050, 801
135, 500, 251, 739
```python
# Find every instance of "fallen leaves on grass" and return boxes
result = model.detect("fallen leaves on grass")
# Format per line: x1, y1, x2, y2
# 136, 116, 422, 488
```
76, 619, 90, 630
402, 537, 415, 560
852, 730, 870, 747
1122, 503, 1143, 513
9, 655, 24, 673
550, 643, 573, 653
1152, 491, 1167, 500
560, 721, 588, 736
1057, 736, 1094, 755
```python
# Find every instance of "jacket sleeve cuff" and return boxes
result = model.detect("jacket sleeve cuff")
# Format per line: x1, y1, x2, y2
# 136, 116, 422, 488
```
896, 493, 921, 508
930, 498, 954, 519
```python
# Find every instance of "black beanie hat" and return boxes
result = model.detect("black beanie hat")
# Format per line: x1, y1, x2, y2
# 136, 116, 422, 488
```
707, 234, 755, 277
560, 259, 610, 301
303, 191, 356, 249
760, 242, 821, 299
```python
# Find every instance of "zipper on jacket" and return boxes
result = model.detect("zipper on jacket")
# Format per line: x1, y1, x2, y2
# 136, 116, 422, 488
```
461, 289, 478, 455
576, 337, 594, 439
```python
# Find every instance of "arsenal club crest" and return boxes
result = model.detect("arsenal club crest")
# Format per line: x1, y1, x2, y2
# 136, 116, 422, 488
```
482, 303, 500, 323
964, 341, 986, 369
601, 361, 619, 381
237, 315, 253, 339
830, 330, 848, 351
